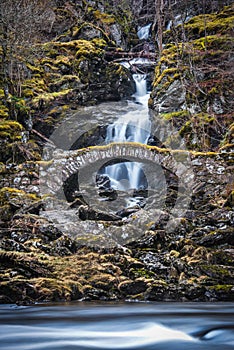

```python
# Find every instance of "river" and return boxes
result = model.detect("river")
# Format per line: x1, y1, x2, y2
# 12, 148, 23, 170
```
0, 302, 233, 350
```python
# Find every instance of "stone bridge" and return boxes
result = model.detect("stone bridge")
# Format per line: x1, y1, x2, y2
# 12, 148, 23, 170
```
39, 142, 195, 196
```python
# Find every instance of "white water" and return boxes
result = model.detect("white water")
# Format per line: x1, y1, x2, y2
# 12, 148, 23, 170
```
101, 74, 151, 192
137, 23, 152, 40
1, 303, 233, 350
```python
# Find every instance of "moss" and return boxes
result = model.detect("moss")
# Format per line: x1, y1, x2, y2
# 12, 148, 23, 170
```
32, 89, 72, 108
26, 63, 43, 74
0, 120, 23, 141
48, 75, 80, 90
184, 5, 234, 38
200, 264, 232, 279
209, 284, 233, 292
22, 89, 34, 98
130, 268, 155, 279
0, 187, 39, 206
93, 10, 116, 25
161, 110, 190, 121
33, 277, 82, 301
22, 78, 47, 95
153, 67, 182, 87
75, 39, 105, 58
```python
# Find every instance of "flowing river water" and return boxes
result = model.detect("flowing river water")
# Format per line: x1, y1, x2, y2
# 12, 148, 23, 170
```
0, 302, 234, 350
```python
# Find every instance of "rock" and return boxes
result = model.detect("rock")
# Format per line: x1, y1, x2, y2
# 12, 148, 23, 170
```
118, 279, 148, 295
69, 197, 87, 209
78, 205, 121, 221
38, 225, 63, 241
197, 228, 234, 247
96, 174, 111, 189
133, 187, 148, 198
98, 188, 118, 201
144, 281, 169, 301
116, 207, 140, 218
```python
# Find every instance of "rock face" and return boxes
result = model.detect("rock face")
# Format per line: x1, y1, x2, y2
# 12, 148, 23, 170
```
0, 3, 233, 304
149, 4, 234, 152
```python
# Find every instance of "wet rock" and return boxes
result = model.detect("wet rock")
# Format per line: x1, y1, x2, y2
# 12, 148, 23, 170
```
38, 225, 63, 241
70, 125, 107, 150
78, 205, 121, 221
133, 187, 148, 198
96, 174, 111, 189
197, 228, 234, 247
69, 197, 88, 208
118, 279, 148, 295
98, 188, 118, 201
144, 281, 169, 301
116, 207, 140, 218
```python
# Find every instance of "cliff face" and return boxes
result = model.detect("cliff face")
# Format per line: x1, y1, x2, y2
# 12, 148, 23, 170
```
0, 2, 233, 304
149, 4, 234, 152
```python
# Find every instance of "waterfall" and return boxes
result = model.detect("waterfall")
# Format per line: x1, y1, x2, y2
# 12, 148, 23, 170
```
137, 23, 152, 40
99, 75, 151, 194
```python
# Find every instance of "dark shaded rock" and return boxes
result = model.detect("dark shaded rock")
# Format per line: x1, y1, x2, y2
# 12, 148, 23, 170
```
70, 125, 107, 150
69, 197, 87, 208
128, 230, 166, 249
116, 207, 140, 218
38, 225, 63, 241
197, 228, 234, 247
96, 174, 111, 189
82, 287, 109, 301
63, 172, 79, 202
144, 282, 169, 301
133, 187, 148, 198
147, 135, 165, 147
118, 279, 148, 295
78, 205, 121, 221
98, 187, 118, 201
0, 281, 37, 304
205, 285, 234, 301
0, 238, 30, 252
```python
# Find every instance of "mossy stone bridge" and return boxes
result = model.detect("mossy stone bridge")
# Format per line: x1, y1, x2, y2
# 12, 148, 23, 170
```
39, 142, 194, 196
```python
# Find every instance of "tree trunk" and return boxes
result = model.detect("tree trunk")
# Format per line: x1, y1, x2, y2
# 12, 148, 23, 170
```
154, 0, 164, 53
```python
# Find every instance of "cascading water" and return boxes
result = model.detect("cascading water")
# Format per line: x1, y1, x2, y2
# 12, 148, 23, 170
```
99, 74, 151, 195
137, 23, 152, 40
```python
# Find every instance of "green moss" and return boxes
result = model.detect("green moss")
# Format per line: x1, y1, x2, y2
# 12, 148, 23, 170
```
131, 268, 155, 279
153, 67, 181, 87
93, 10, 115, 24
161, 110, 189, 121
22, 78, 47, 95
0, 187, 39, 207
75, 39, 105, 58
209, 284, 233, 292
184, 5, 234, 38
22, 89, 34, 98
26, 63, 43, 74
32, 89, 72, 108
201, 264, 232, 278
0, 120, 23, 141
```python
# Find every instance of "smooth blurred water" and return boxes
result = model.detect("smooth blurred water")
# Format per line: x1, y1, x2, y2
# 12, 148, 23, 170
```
0, 302, 233, 350
103, 74, 151, 192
